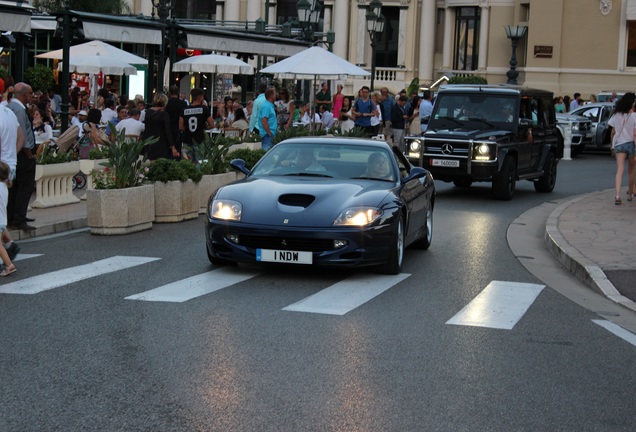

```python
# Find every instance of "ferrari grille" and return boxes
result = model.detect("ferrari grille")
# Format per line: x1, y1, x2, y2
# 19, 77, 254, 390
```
238, 235, 336, 252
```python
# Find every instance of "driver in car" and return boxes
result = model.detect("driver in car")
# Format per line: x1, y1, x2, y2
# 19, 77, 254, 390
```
281, 148, 326, 171
365, 152, 392, 179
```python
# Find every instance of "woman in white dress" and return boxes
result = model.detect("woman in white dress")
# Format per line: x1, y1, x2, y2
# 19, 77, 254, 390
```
370, 92, 383, 135
339, 97, 355, 133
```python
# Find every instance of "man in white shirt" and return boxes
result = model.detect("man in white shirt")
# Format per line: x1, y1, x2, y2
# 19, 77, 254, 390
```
569, 93, 581, 111
0, 105, 23, 259
115, 108, 145, 138
100, 99, 117, 125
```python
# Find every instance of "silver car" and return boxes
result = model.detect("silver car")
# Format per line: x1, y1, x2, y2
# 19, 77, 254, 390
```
556, 113, 594, 156
569, 102, 615, 150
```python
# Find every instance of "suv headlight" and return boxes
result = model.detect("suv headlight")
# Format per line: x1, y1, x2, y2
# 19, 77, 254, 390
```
473, 143, 495, 161
410, 139, 421, 152
571, 123, 580, 132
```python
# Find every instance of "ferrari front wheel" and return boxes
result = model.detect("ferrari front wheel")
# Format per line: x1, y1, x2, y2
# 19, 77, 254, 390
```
378, 217, 404, 275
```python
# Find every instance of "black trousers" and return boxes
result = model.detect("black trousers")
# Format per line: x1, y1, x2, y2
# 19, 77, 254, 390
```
8, 150, 36, 226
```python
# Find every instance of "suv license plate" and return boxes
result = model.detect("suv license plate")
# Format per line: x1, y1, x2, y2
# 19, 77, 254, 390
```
431, 159, 460, 168
257, 249, 313, 264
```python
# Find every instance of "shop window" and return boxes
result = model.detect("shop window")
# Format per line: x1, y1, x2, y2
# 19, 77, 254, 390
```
174, 0, 216, 20
453, 6, 480, 71
627, 21, 636, 68
376, 6, 398, 68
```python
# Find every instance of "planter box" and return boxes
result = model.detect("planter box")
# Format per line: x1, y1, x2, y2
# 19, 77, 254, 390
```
154, 179, 199, 222
198, 172, 237, 214
78, 158, 109, 200
87, 184, 155, 235
32, 161, 81, 208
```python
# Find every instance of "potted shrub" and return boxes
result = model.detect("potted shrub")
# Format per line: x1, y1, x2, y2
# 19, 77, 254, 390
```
87, 132, 158, 235
78, 145, 112, 200
146, 158, 202, 222
32, 144, 80, 208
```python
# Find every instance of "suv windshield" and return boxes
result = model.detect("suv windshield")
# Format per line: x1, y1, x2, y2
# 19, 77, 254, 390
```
429, 94, 519, 132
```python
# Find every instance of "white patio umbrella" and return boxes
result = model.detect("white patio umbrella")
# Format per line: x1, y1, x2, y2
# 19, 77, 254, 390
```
58, 53, 138, 76
172, 53, 254, 74
35, 40, 148, 65
260, 46, 369, 80
260, 46, 370, 131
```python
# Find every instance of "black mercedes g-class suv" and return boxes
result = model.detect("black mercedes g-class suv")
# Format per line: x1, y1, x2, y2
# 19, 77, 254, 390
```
406, 85, 563, 200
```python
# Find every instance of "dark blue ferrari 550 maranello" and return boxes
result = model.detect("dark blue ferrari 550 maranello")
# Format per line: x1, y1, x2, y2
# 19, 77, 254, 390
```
205, 137, 435, 274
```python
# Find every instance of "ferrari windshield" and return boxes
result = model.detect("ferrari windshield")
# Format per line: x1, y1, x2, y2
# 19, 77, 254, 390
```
250, 142, 397, 182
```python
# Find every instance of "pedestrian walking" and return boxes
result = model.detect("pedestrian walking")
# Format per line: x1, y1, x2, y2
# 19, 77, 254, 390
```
608, 92, 636, 205
0, 161, 17, 276
258, 88, 278, 151
7, 82, 36, 231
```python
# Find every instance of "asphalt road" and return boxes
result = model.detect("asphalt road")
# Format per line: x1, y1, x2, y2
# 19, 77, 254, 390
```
1, 153, 635, 431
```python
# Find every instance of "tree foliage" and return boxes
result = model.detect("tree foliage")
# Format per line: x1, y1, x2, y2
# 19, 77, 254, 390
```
33, 0, 131, 14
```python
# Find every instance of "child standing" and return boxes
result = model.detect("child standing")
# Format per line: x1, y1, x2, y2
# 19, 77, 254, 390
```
0, 161, 16, 276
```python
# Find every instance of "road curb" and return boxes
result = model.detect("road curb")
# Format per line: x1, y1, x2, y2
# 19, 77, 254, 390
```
544, 192, 636, 312
7, 217, 88, 241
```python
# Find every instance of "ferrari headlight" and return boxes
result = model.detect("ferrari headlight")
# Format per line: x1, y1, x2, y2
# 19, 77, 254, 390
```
210, 199, 242, 221
333, 207, 383, 226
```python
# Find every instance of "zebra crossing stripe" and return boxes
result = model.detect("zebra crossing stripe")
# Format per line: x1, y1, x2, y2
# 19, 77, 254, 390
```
592, 320, 636, 347
125, 267, 260, 302
446, 281, 545, 330
14, 253, 43, 262
0, 256, 160, 295
282, 273, 411, 316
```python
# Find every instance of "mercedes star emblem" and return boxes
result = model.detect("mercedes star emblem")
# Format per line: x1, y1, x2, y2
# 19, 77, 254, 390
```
441, 143, 454, 155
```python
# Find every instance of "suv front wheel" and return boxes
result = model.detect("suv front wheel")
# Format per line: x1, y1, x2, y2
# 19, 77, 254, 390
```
493, 156, 517, 200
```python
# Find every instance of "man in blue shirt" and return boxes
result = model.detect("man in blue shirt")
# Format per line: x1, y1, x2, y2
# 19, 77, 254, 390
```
419, 90, 434, 134
258, 88, 278, 151
380, 87, 395, 140
249, 83, 268, 134
352, 86, 376, 137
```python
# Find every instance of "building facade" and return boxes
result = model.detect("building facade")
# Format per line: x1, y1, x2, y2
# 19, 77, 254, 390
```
161, 0, 634, 99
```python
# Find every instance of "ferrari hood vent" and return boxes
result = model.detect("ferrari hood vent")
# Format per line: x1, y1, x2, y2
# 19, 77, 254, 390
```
278, 194, 315, 208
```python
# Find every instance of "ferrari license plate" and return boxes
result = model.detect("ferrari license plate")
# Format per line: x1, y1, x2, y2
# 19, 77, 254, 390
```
431, 159, 460, 168
257, 249, 313, 264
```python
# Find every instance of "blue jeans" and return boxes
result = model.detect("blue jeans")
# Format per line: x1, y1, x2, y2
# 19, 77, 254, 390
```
261, 134, 274, 151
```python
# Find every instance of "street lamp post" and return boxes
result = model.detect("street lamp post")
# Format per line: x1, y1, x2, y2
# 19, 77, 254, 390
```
504, 25, 527, 85
151, 0, 176, 94
296, 0, 321, 46
365, 0, 385, 92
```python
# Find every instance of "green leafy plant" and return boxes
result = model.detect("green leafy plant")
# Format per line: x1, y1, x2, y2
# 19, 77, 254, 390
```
406, 78, 420, 97
146, 158, 202, 183
340, 126, 370, 138
36, 144, 76, 164
25, 63, 54, 93
0, 66, 8, 80
188, 133, 233, 175
448, 75, 488, 85
88, 145, 112, 160
90, 126, 157, 189
226, 148, 266, 170
243, 131, 263, 143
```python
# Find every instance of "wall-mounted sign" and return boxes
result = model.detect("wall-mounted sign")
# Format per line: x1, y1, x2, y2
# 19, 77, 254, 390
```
534, 46, 553, 58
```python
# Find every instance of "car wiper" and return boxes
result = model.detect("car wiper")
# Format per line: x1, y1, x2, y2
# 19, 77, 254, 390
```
472, 118, 498, 129
350, 176, 394, 182
437, 116, 463, 127
282, 172, 333, 178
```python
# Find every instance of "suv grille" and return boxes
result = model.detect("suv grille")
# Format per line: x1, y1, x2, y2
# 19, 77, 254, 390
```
424, 138, 470, 157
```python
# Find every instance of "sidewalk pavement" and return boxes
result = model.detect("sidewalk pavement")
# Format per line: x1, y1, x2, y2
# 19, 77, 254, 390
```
6, 188, 635, 311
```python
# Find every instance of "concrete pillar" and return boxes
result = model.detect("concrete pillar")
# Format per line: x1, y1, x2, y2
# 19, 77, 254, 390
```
478, 5, 490, 71
333, 0, 349, 58
216, 1, 224, 21
247, 0, 261, 22
356, 4, 367, 66
268, 1, 276, 26
397, 5, 408, 67
225, 0, 240, 21
442, 7, 454, 69
418, 0, 436, 81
